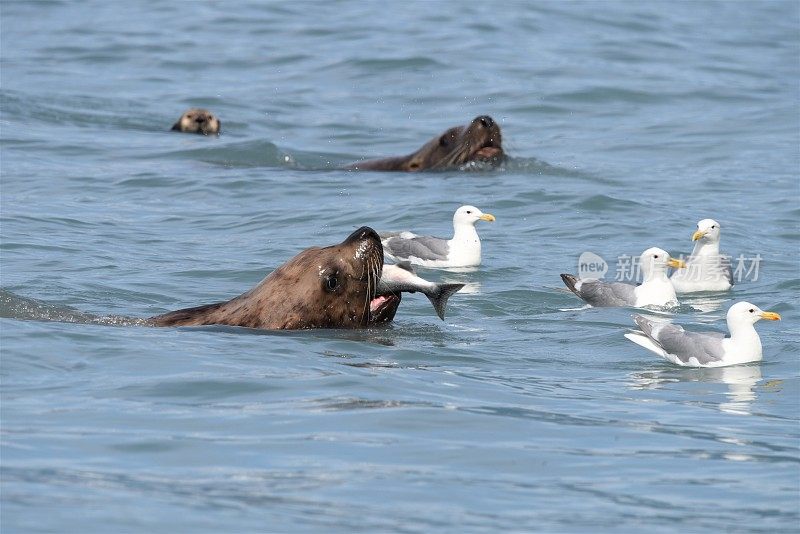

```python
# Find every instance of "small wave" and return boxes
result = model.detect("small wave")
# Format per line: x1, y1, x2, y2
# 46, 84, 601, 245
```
0, 289, 145, 327
148, 138, 361, 171
309, 396, 437, 412
573, 194, 641, 212
550, 86, 668, 105
323, 56, 446, 73
149, 139, 291, 168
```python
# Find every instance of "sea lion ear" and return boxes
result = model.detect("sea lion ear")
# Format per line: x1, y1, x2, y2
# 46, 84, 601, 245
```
171, 121, 182, 131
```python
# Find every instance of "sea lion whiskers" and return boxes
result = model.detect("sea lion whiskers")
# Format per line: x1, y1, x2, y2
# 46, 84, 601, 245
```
359, 253, 371, 322
371, 257, 378, 319
363, 256, 372, 322
434, 141, 472, 170
367, 254, 380, 318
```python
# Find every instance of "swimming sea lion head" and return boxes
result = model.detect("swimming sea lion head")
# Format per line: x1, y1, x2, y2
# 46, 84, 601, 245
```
151, 226, 401, 330
253, 226, 400, 329
171, 108, 220, 135
404, 115, 504, 171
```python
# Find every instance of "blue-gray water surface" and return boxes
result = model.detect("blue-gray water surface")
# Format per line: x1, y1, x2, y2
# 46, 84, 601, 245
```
1, 2, 799, 532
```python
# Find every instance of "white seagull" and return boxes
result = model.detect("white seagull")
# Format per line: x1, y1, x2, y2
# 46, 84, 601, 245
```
561, 247, 686, 308
670, 218, 733, 293
380, 205, 495, 268
624, 301, 781, 367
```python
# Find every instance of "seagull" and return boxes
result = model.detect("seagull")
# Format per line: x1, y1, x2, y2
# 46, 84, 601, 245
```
670, 218, 733, 293
380, 205, 495, 268
561, 247, 686, 308
624, 301, 781, 367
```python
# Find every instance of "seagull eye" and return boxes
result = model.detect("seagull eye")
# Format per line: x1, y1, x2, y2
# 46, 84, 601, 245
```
654, 254, 659, 259
711, 225, 716, 229
749, 308, 754, 313
466, 210, 472, 214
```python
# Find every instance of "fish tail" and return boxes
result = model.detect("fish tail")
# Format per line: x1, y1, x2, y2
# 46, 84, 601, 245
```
427, 283, 465, 320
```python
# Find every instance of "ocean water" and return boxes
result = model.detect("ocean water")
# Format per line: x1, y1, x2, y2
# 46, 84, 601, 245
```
1, 1, 799, 532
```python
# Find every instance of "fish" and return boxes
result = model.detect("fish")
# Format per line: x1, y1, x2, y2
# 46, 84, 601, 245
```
377, 261, 465, 320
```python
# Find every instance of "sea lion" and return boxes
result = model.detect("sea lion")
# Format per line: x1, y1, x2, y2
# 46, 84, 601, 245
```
171, 108, 220, 135
150, 227, 401, 330
347, 115, 504, 171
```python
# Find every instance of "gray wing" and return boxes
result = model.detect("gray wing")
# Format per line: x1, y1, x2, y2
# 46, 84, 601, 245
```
575, 280, 637, 307
634, 315, 727, 365
383, 235, 450, 262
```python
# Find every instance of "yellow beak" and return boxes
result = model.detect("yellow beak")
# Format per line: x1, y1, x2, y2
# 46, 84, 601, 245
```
667, 258, 686, 269
760, 311, 781, 321
479, 213, 496, 222
692, 230, 707, 241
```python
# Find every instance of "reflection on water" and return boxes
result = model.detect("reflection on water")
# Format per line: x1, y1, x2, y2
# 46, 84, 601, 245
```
715, 366, 762, 415
628, 365, 762, 416
448, 280, 481, 295
682, 294, 731, 314
439, 266, 480, 275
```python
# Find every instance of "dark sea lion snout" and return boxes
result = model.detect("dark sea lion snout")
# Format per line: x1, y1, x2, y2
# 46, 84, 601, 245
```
337, 226, 384, 287
343, 226, 382, 247
468, 115, 501, 145
466, 115, 503, 162
476, 115, 494, 128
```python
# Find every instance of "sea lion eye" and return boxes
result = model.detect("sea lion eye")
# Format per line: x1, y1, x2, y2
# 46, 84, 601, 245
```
324, 274, 338, 292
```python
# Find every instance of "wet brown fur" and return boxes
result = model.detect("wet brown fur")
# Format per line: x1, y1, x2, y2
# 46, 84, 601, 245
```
348, 115, 504, 172
150, 227, 400, 330
171, 108, 220, 135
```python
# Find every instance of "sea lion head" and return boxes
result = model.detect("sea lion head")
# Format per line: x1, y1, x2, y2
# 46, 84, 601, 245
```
259, 226, 400, 329
150, 227, 402, 330
404, 115, 504, 171
171, 108, 220, 135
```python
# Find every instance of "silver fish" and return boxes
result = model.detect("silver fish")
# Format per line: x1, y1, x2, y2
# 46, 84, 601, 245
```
377, 262, 465, 320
